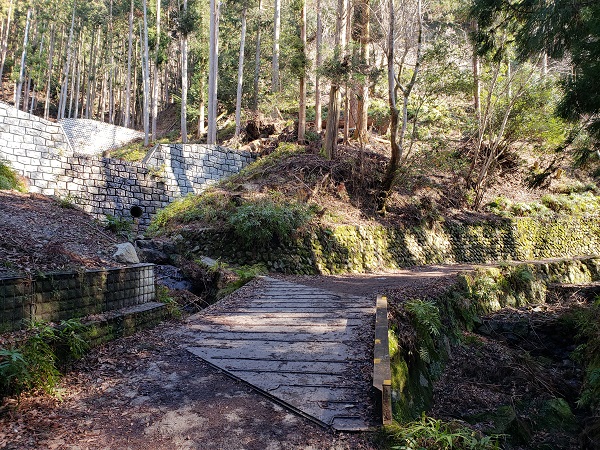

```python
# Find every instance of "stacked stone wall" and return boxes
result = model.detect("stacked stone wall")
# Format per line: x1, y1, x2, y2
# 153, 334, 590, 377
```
0, 264, 155, 332
0, 102, 255, 226
182, 216, 600, 274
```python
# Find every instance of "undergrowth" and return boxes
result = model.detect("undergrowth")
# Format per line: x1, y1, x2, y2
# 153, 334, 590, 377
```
107, 140, 149, 162
486, 192, 600, 218
215, 263, 268, 299
568, 297, 600, 413
384, 414, 500, 449
156, 285, 182, 319
0, 319, 89, 400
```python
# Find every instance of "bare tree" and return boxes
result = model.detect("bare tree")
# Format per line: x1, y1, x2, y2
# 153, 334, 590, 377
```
43, 24, 55, 119
124, 0, 134, 128
142, 0, 151, 145
377, 0, 423, 211
298, 0, 307, 143
272, 0, 281, 93
15, 8, 32, 110
58, 2, 76, 119
234, 4, 248, 139
151, 0, 161, 140
0, 0, 14, 96
323, 0, 348, 159
354, 0, 370, 145
252, 0, 262, 112
181, 0, 189, 143
314, 0, 323, 132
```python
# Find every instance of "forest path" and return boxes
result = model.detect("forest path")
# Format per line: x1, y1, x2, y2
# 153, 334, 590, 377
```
1, 266, 469, 450
184, 277, 377, 431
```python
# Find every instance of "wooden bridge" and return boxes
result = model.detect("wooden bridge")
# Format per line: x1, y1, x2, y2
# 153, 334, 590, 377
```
184, 277, 377, 431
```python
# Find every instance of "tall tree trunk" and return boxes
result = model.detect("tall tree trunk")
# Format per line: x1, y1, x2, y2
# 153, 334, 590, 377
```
180, 0, 189, 143
468, 20, 482, 182
252, 0, 262, 113
354, 0, 370, 145
197, 74, 205, 135
68, 37, 79, 118
271, 0, 281, 93
25, 76, 31, 113
15, 8, 32, 110
108, 0, 115, 124
85, 27, 100, 119
74, 39, 84, 119
234, 5, 247, 139
314, 0, 322, 132
59, 3, 76, 119
0, 0, 14, 96
142, 0, 150, 145
207, 0, 220, 145
124, 0, 134, 128
343, 0, 352, 144
151, 0, 161, 140
298, 0, 306, 143
132, 37, 138, 128
44, 24, 55, 119
323, 0, 347, 159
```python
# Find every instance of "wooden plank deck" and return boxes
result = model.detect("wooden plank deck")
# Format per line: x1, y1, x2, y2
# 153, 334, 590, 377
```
185, 277, 376, 431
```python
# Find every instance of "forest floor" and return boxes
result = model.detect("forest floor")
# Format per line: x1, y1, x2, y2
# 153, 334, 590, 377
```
0, 191, 126, 278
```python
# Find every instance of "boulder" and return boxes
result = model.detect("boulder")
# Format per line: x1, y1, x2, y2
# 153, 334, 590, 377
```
113, 242, 140, 264
135, 238, 172, 264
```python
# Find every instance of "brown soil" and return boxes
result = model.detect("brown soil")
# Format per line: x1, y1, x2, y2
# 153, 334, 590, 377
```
0, 191, 126, 277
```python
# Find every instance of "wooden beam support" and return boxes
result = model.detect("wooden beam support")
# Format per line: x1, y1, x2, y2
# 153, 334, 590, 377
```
373, 294, 393, 425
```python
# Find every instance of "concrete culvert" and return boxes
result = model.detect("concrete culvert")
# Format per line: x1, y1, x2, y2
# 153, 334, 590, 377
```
130, 205, 144, 218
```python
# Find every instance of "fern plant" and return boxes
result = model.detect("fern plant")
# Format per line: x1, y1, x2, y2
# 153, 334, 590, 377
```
385, 414, 501, 450
405, 299, 442, 363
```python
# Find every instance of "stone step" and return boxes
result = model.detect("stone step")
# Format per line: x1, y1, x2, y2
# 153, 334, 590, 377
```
84, 301, 169, 348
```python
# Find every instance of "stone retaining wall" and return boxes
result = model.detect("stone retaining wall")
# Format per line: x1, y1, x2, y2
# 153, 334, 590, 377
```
0, 264, 155, 332
59, 118, 145, 155
182, 216, 600, 274
0, 102, 255, 226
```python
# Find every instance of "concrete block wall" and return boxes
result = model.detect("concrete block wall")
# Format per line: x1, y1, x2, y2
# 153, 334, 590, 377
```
0, 101, 73, 196
59, 118, 145, 155
143, 144, 255, 197
0, 102, 256, 227
0, 264, 155, 332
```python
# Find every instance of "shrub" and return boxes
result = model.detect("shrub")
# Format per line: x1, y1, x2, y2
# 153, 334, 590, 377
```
404, 299, 442, 363
227, 199, 314, 247
104, 214, 133, 235
0, 320, 89, 400
0, 160, 25, 191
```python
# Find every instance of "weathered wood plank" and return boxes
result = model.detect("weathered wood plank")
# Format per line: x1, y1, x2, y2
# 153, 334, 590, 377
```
185, 277, 376, 431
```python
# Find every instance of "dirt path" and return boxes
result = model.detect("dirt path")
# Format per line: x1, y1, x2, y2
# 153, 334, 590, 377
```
0, 267, 468, 450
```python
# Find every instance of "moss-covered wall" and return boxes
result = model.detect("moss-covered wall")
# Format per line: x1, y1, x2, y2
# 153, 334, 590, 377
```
0, 264, 155, 332
388, 256, 600, 421
181, 216, 600, 274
